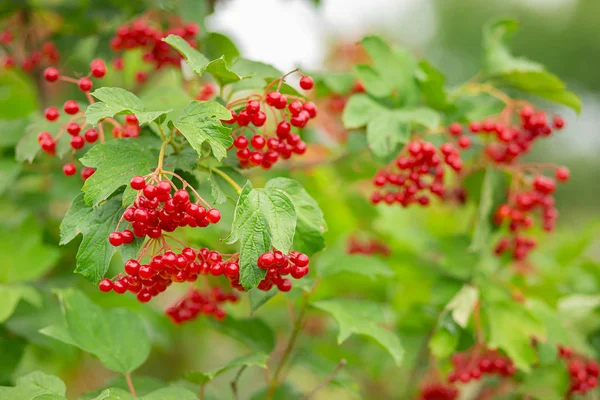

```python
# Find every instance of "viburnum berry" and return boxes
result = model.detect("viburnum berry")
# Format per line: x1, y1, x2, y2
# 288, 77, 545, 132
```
44, 107, 60, 121
447, 347, 515, 385
98, 279, 113, 292
448, 122, 463, 136
299, 75, 314, 90
125, 114, 138, 125
44, 67, 59, 82
90, 59, 107, 78
70, 135, 85, 150
418, 382, 458, 400
81, 167, 96, 180
63, 100, 80, 115
555, 166, 570, 182
66, 122, 81, 136
109, 232, 124, 246
84, 128, 99, 143
78, 77, 93, 92
130, 176, 146, 190
62, 163, 77, 176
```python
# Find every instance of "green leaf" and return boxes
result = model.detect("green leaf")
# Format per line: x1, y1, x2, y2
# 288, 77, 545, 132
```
60, 193, 143, 283
163, 35, 246, 86
353, 64, 389, 97
33, 395, 67, 400
172, 101, 233, 161
0, 117, 29, 148
209, 316, 275, 353
85, 87, 171, 126
312, 299, 403, 365
486, 300, 546, 371
365, 110, 410, 160
416, 61, 453, 111
90, 388, 135, 400
80, 138, 158, 207
230, 59, 282, 91
526, 299, 569, 345
483, 19, 543, 76
201, 32, 240, 65
317, 251, 393, 280
342, 94, 384, 129
54, 289, 150, 373
265, 178, 327, 256
250, 383, 302, 400
0, 217, 60, 283
445, 285, 479, 328
142, 388, 197, 400
228, 182, 297, 289
430, 319, 460, 359
0, 159, 21, 196
0, 285, 41, 323
470, 168, 507, 253
249, 287, 278, 315
519, 364, 570, 400
39, 324, 77, 347
0, 371, 67, 399
206, 167, 247, 205
185, 353, 268, 385
312, 72, 356, 96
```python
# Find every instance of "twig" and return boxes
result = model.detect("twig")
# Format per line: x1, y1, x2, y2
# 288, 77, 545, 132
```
230, 366, 247, 400
124, 373, 137, 397
300, 359, 347, 400
210, 167, 243, 195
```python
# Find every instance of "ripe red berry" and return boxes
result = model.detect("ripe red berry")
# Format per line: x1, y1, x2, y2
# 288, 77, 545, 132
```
98, 279, 113, 292
449, 122, 463, 136
277, 278, 292, 292
90, 59, 107, 78
63, 100, 80, 115
553, 116, 565, 129
234, 136, 248, 149
67, 122, 81, 136
125, 114, 138, 125
173, 189, 190, 204
294, 253, 310, 267
288, 101, 303, 116
84, 128, 99, 143
276, 121, 291, 139
251, 111, 267, 127
458, 136, 471, 149
81, 167, 96, 180
44, 67, 59, 82
113, 280, 127, 294
62, 163, 77, 176
250, 135, 266, 150
137, 290, 152, 303
303, 101, 317, 118
249, 152, 263, 166
70, 135, 85, 150
44, 107, 60, 121
109, 232, 124, 246
78, 77, 93, 92
245, 100, 260, 114
40, 139, 56, 153
258, 252, 274, 269
130, 176, 146, 190
299, 75, 314, 90
555, 167, 570, 182
469, 121, 481, 133
207, 208, 221, 224
266, 91, 281, 106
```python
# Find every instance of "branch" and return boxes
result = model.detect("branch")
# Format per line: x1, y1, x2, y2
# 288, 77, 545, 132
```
230, 365, 247, 400
124, 373, 137, 397
300, 359, 347, 400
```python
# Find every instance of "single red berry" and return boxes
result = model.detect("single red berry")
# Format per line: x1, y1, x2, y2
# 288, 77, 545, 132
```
173, 189, 190, 204
458, 136, 471, 149
44, 107, 60, 121
553, 116, 565, 129
234, 136, 248, 149
469, 121, 481, 133
224, 263, 239, 277
294, 253, 309, 267
449, 122, 462, 136
62, 163, 77, 176
207, 208, 221, 224
266, 91, 281, 106
63, 100, 80, 115
98, 279, 113, 292
299, 75, 314, 90
90, 59, 107, 78
288, 100, 303, 116
251, 111, 267, 127
258, 252, 275, 269
125, 114, 138, 125
137, 290, 152, 303
113, 280, 127, 294
236, 110, 250, 126
249, 152, 263, 166
135, 71, 147, 83
109, 232, 124, 246
275, 94, 288, 109
276, 121, 291, 139
277, 278, 292, 292
245, 100, 260, 114
67, 122, 81, 136
303, 101, 317, 118
40, 139, 56, 153
44, 67, 59, 82
78, 77, 93, 92
156, 180, 171, 195
70, 135, 85, 150
130, 176, 146, 190
81, 167, 96, 180
84, 128, 99, 143
555, 166, 570, 182
250, 135, 266, 150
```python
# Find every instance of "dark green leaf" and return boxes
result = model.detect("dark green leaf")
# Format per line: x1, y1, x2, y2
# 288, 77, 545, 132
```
201, 32, 240, 65
249, 287, 278, 315
209, 316, 275, 353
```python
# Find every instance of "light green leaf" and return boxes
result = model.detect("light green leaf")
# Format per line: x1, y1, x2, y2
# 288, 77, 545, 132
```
201, 32, 240, 65
470, 168, 507, 253
91, 388, 136, 400
205, 167, 247, 205
353, 64, 389, 97
519, 364, 570, 400
415, 61, 453, 111
430, 324, 460, 359
80, 138, 158, 207
366, 110, 410, 160
312, 299, 403, 365
173, 101, 233, 161
0, 159, 21, 195
209, 316, 275, 353
0, 285, 41, 323
185, 353, 268, 386
312, 72, 356, 96
265, 178, 327, 256
0, 371, 67, 399
0, 117, 29, 148
342, 94, 384, 129
228, 182, 297, 289
32, 395, 67, 400
85, 87, 171, 126
39, 324, 77, 347
142, 388, 197, 400
445, 285, 479, 328
526, 299, 569, 346
54, 289, 150, 373
317, 251, 393, 280
59, 193, 144, 284
230, 59, 282, 91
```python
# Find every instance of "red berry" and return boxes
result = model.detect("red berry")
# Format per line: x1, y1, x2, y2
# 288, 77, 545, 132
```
249, 152, 263, 166
303, 101, 317, 118
251, 111, 267, 127
277, 278, 292, 292
276, 121, 291, 139
288, 100, 303, 116
67, 122, 81, 136
553, 115, 565, 129
250, 135, 266, 150
109, 232, 124, 246
78, 77, 93, 92
84, 128, 99, 143
98, 279, 113, 292
294, 253, 309, 267
81, 167, 96, 180
555, 167, 570, 182
266, 92, 281, 106
299, 75, 314, 90
275, 95, 288, 109
62, 163, 77, 176
258, 253, 275, 269
458, 136, 471, 149
130, 176, 146, 190
40, 139, 56, 153
245, 100, 260, 114
63, 100, 80, 115
44, 67, 59, 82
449, 122, 462, 136
125, 114, 138, 125
173, 189, 190, 204
125, 259, 141, 276
207, 208, 221, 224
113, 280, 127, 294
90, 59, 107, 78
70, 135, 85, 150
469, 121, 481, 133
234, 136, 248, 149
44, 107, 60, 121
137, 290, 152, 303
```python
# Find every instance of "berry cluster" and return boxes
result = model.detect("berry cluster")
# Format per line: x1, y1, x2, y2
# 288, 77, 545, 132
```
347, 235, 391, 256
223, 73, 316, 169
494, 171, 568, 261
195, 83, 217, 101
447, 348, 516, 384
111, 114, 142, 139
1, 28, 59, 71
38, 60, 110, 178
558, 346, 599, 396
166, 287, 238, 324
108, 176, 221, 243
466, 106, 565, 164
417, 382, 458, 400
110, 17, 199, 72
255, 250, 310, 292
371, 140, 464, 207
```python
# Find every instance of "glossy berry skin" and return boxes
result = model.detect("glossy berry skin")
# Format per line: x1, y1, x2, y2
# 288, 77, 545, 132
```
299, 75, 314, 90
44, 67, 59, 82
84, 129, 99, 143
556, 167, 570, 182
78, 77, 93, 91
70, 135, 85, 150
130, 176, 146, 190
90, 59, 107, 78
449, 122, 463, 136
67, 122, 81, 135
98, 279, 113, 292
81, 167, 96, 180
207, 208, 221, 223
63, 100, 80, 115
62, 163, 77, 176
44, 107, 60, 121
108, 232, 124, 246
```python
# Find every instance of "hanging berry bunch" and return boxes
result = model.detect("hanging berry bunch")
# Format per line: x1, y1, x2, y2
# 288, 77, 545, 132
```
223, 70, 317, 169
493, 167, 569, 261
557, 345, 599, 396
447, 348, 516, 384
371, 140, 465, 207
0, 25, 59, 71
416, 382, 458, 400
346, 235, 391, 256
110, 16, 199, 73
166, 287, 238, 323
